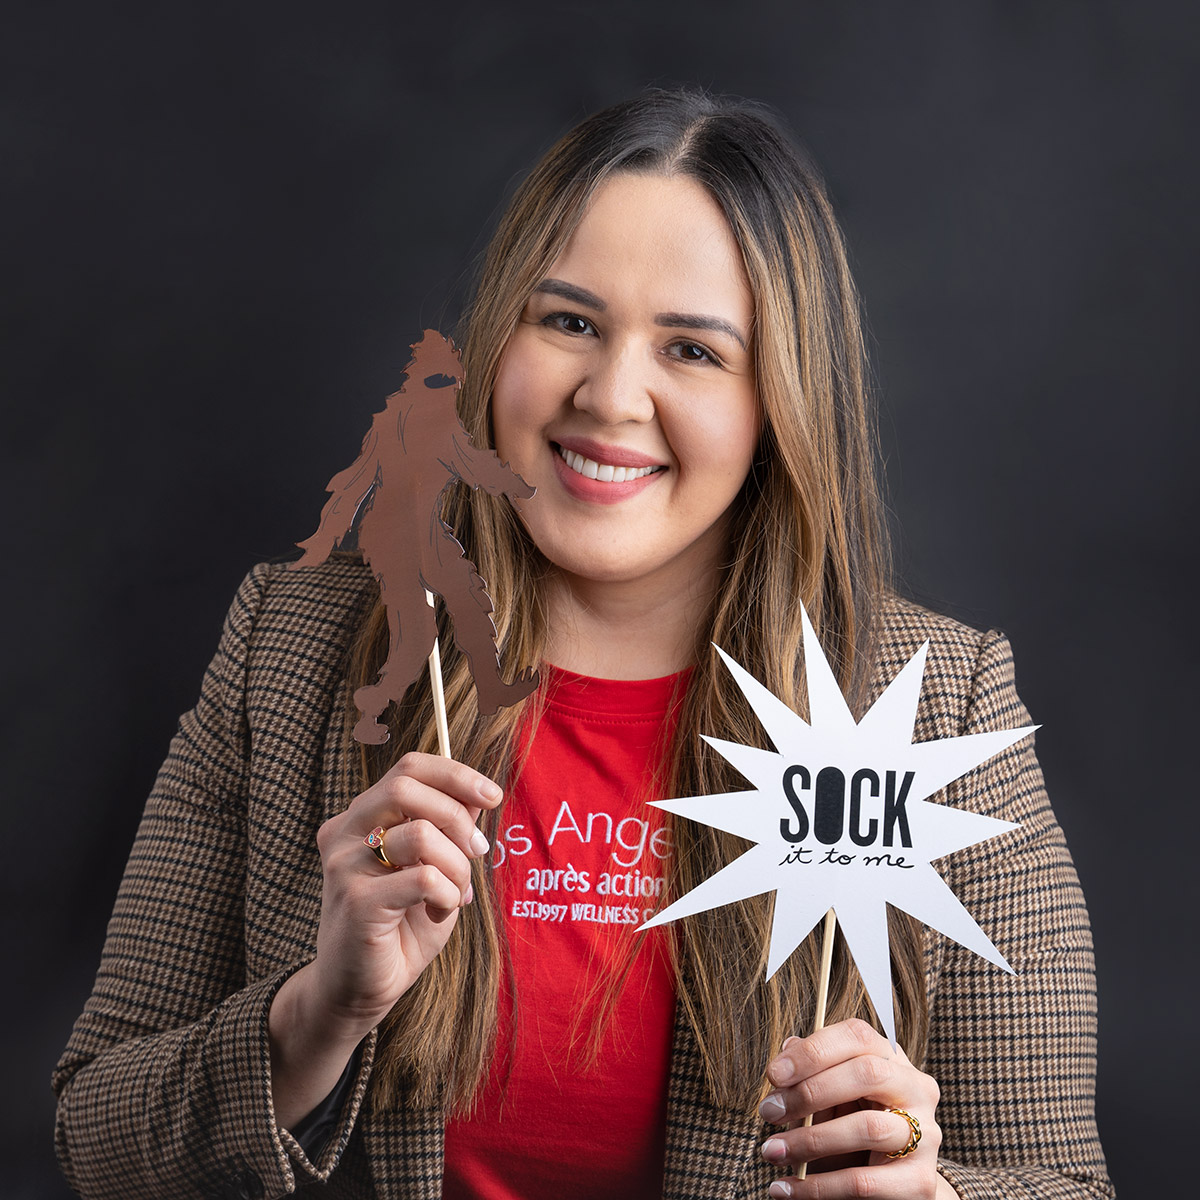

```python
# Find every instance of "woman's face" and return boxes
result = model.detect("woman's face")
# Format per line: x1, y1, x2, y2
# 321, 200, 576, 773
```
492, 171, 760, 596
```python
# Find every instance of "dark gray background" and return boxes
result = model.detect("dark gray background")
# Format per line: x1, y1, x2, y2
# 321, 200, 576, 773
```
5, 2, 1195, 1196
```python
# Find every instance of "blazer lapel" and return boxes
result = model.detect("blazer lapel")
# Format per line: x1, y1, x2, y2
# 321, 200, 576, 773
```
662, 1001, 759, 1199
322, 674, 359, 823
326, 681, 446, 1198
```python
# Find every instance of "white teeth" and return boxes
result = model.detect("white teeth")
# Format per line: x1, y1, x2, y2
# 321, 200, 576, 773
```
557, 445, 659, 482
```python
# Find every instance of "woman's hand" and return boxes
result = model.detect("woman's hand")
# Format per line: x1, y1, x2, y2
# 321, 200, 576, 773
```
268, 751, 501, 1128
757, 1018, 955, 1199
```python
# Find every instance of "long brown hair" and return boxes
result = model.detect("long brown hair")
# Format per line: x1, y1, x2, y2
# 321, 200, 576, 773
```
358, 89, 927, 1113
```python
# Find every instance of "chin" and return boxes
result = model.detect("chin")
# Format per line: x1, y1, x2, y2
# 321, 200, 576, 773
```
549, 553, 648, 585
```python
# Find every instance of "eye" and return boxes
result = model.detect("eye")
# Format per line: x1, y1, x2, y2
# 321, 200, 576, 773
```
667, 340, 720, 366
542, 311, 596, 337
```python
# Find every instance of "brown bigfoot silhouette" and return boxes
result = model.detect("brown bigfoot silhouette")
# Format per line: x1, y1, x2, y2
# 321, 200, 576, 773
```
292, 330, 539, 744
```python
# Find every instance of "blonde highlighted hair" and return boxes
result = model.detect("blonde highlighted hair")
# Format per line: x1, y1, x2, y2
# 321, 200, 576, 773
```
355, 89, 927, 1114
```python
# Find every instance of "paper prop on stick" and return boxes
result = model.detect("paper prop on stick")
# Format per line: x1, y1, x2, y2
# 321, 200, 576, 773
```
640, 606, 1035, 1046
292, 330, 539, 745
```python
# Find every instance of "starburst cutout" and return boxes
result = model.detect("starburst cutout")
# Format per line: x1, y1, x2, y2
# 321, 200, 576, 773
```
640, 607, 1036, 1043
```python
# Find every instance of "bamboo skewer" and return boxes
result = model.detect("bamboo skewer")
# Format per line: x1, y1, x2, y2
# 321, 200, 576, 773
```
425, 590, 451, 758
794, 907, 837, 1183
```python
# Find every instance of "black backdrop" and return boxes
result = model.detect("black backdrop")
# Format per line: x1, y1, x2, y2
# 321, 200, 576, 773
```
5, 2, 1196, 1196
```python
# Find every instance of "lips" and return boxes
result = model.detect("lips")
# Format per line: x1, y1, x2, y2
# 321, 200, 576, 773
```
556, 445, 661, 483
549, 439, 666, 505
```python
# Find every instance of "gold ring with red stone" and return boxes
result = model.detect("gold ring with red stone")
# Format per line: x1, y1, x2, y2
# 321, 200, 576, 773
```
364, 826, 398, 869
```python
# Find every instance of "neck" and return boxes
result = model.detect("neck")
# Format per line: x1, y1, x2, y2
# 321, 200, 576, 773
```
541, 562, 719, 680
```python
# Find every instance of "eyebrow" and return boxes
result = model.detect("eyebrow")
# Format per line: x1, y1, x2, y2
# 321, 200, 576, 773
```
655, 311, 747, 350
533, 279, 606, 310
533, 278, 747, 350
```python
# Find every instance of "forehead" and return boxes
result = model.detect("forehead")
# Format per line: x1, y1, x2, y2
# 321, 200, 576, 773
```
545, 172, 752, 321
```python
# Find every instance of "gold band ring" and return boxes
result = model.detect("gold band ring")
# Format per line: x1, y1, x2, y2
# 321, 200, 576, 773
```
885, 1108, 922, 1159
364, 826, 398, 869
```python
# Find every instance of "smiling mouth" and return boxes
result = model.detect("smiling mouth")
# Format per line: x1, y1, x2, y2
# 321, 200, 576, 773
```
555, 444, 663, 483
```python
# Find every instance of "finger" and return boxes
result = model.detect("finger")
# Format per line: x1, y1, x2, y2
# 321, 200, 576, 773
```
353, 772, 497, 861
760, 1106, 925, 1168
384, 751, 504, 814
373, 861, 469, 924
773, 1052, 923, 1122
764, 1022, 907, 1123
766, 1020, 891, 1091
372, 819, 475, 896
420, 879, 474, 925
356, 822, 475, 926
766, 1156, 929, 1200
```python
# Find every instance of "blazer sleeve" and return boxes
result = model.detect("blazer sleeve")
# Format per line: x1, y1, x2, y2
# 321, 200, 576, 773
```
928, 629, 1113, 1200
53, 565, 373, 1200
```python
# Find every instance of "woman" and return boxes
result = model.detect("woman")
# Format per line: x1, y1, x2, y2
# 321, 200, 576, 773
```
54, 90, 1112, 1200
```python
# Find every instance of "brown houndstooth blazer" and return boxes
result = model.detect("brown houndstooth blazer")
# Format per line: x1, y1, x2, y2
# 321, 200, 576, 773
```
54, 556, 1114, 1200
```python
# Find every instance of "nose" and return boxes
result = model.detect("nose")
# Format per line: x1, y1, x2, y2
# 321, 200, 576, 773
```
571, 342, 656, 426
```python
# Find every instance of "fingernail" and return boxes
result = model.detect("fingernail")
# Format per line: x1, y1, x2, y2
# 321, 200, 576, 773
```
781, 1035, 800, 1051
760, 1138, 787, 1164
770, 1057, 796, 1085
462, 883, 474, 906
768, 1181, 793, 1199
478, 780, 503, 803
758, 1092, 787, 1122
470, 830, 490, 856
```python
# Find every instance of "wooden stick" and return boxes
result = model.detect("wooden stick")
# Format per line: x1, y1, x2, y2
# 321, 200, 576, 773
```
425, 591, 451, 758
794, 907, 837, 1182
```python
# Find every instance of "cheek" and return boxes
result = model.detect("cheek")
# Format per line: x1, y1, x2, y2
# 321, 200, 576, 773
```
688, 404, 761, 487
724, 395, 764, 481
491, 342, 554, 461
491, 368, 531, 465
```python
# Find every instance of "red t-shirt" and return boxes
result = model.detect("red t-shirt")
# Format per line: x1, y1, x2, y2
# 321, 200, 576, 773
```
442, 666, 687, 1199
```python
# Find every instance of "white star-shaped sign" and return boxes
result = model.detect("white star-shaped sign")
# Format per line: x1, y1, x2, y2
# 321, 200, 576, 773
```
640, 607, 1036, 1043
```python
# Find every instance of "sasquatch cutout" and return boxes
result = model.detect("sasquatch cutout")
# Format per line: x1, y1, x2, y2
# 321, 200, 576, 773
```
293, 330, 539, 744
